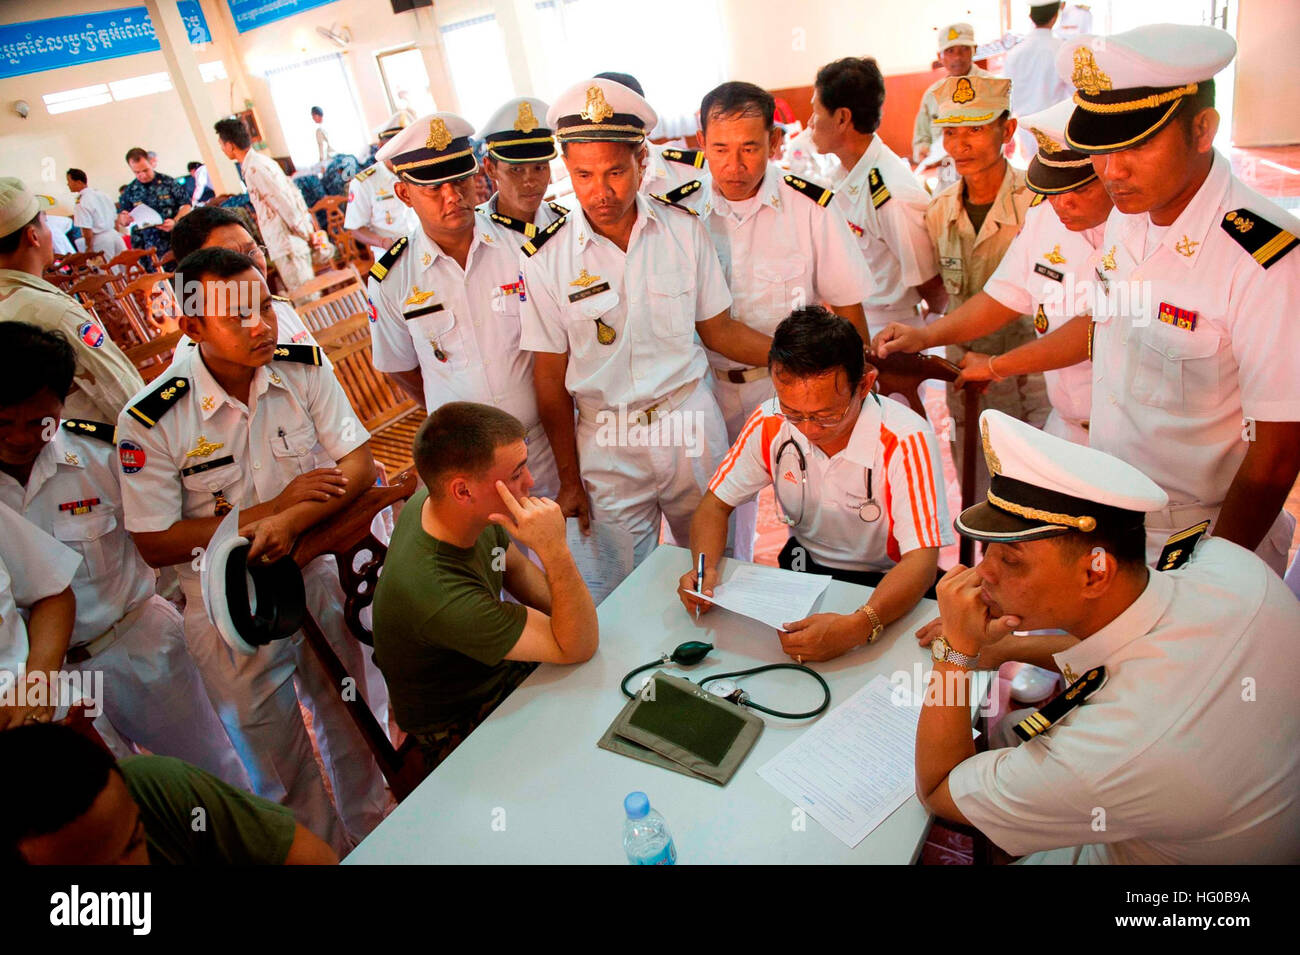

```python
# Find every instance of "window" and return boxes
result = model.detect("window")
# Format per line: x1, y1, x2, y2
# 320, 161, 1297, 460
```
438, 15, 515, 129
531, 0, 727, 138
376, 46, 437, 119
263, 53, 369, 169
42, 62, 230, 114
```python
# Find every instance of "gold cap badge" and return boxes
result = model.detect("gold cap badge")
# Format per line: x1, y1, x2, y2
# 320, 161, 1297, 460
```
1032, 128, 1064, 153
426, 118, 453, 151
981, 418, 1001, 476
952, 77, 975, 105
947, 27, 959, 40
514, 101, 539, 133
1071, 46, 1113, 95
581, 85, 615, 124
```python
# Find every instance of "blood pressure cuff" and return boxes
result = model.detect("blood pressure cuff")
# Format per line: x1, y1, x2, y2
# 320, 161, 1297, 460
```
597, 672, 763, 786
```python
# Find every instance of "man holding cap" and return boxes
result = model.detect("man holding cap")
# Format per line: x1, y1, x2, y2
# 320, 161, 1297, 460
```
476, 97, 568, 244
0, 178, 143, 423
913, 22, 994, 185
343, 115, 418, 261
876, 99, 1105, 445
367, 111, 561, 499
924, 76, 1050, 496
520, 77, 771, 565
915, 408, 1300, 863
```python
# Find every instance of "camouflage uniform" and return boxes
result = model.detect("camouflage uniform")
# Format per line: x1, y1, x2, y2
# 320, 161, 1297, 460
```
116, 172, 188, 258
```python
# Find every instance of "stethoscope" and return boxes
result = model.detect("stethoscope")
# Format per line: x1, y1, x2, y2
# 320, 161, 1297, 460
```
773, 395, 883, 527
620, 641, 831, 720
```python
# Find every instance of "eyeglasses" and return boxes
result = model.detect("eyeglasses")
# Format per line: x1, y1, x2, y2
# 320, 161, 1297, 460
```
778, 394, 861, 428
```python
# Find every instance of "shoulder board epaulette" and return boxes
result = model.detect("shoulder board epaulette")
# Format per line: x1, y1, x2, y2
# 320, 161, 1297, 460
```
270, 294, 291, 304
1013, 666, 1108, 741
369, 235, 408, 281
1029, 193, 1045, 208
661, 147, 704, 169
650, 193, 699, 216
489, 211, 536, 238
125, 376, 189, 430
782, 174, 834, 207
1157, 520, 1211, 572
272, 343, 323, 366
522, 215, 568, 257
62, 418, 116, 445
663, 179, 702, 205
548, 200, 569, 216
354, 165, 378, 182
1221, 209, 1299, 269
868, 168, 891, 209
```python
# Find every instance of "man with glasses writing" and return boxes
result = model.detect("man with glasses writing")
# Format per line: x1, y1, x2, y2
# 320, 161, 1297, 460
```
678, 307, 951, 662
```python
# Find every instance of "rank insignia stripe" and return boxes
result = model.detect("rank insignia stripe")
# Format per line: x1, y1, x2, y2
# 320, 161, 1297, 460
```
868, 168, 891, 209
662, 148, 705, 168
567, 281, 612, 303
1220, 208, 1299, 269
404, 302, 445, 320
126, 377, 189, 429
272, 344, 323, 366
369, 235, 409, 282
1012, 666, 1108, 742
1029, 193, 1045, 207
1157, 520, 1211, 571
180, 454, 236, 477
782, 174, 834, 206
61, 418, 116, 444
649, 193, 699, 215
521, 215, 568, 257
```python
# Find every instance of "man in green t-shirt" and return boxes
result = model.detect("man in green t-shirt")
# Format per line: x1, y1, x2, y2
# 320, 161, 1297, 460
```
2, 724, 337, 864
372, 401, 599, 772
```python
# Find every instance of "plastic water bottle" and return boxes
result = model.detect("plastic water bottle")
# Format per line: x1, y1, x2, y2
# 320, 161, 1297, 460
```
623, 791, 677, 865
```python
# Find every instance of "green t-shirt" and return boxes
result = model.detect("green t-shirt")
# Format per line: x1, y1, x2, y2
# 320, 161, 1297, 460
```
372, 488, 528, 733
119, 755, 297, 865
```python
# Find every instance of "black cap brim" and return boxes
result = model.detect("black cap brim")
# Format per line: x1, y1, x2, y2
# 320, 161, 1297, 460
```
487, 141, 558, 163
955, 501, 1073, 543
1027, 155, 1098, 195
1065, 91, 1189, 155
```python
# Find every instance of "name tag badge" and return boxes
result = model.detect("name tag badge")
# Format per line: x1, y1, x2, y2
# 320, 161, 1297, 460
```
567, 281, 612, 304
1034, 262, 1064, 283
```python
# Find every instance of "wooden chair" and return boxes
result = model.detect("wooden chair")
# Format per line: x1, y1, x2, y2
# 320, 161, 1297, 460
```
292, 469, 427, 801
123, 329, 183, 382
105, 247, 160, 278
865, 351, 980, 567
67, 274, 150, 346
52, 250, 108, 277
292, 273, 371, 338
310, 194, 367, 270
287, 266, 364, 310
114, 273, 180, 342
315, 314, 425, 477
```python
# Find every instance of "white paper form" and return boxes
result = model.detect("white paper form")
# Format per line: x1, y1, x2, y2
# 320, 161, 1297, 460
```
565, 519, 633, 605
689, 562, 832, 632
128, 204, 163, 227
758, 675, 921, 848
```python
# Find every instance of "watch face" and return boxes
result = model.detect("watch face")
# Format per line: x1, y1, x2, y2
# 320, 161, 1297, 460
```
931, 638, 947, 660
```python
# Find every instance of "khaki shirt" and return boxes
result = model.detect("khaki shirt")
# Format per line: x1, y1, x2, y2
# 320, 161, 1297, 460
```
924, 164, 1049, 490
0, 270, 144, 421
911, 64, 994, 164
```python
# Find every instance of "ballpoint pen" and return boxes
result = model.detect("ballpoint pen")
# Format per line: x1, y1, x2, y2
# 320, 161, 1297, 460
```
695, 551, 705, 622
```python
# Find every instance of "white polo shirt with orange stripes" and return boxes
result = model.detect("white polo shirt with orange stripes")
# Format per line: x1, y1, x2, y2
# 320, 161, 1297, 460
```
708, 393, 953, 572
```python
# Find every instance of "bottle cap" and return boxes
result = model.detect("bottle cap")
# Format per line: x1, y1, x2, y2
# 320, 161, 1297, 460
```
624, 791, 649, 819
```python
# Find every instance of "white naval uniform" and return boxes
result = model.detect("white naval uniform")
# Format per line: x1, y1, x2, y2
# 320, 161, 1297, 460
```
982, 202, 1097, 444
642, 143, 713, 199
241, 149, 316, 293
0, 423, 249, 787
343, 163, 417, 261
1004, 28, 1070, 162
708, 395, 952, 572
0, 501, 80, 699
519, 193, 732, 565
829, 137, 939, 337
951, 538, 1300, 864
368, 214, 559, 498
478, 193, 567, 243
691, 165, 873, 438
72, 187, 126, 259
115, 346, 389, 853
1089, 152, 1300, 573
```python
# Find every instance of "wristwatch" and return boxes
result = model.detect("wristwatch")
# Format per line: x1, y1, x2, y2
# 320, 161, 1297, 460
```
931, 636, 979, 670
855, 602, 884, 644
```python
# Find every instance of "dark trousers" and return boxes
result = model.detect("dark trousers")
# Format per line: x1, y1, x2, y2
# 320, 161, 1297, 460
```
406, 661, 537, 775
777, 537, 940, 599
